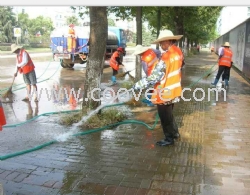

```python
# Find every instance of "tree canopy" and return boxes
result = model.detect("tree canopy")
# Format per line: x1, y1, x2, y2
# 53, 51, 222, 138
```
73, 6, 223, 45
0, 6, 16, 42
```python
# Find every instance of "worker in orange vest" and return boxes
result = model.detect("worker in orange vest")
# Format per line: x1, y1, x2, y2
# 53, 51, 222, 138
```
109, 47, 124, 85
67, 23, 76, 52
211, 42, 233, 88
133, 30, 183, 146
0, 99, 6, 131
12, 44, 38, 102
133, 44, 161, 106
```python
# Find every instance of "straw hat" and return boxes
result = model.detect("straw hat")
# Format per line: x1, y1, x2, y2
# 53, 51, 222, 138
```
223, 42, 230, 47
133, 45, 149, 55
11, 44, 23, 53
152, 30, 183, 44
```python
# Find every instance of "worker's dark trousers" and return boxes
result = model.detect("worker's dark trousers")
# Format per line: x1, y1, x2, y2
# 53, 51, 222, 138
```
112, 68, 118, 76
157, 103, 178, 139
216, 65, 230, 81
222, 66, 231, 81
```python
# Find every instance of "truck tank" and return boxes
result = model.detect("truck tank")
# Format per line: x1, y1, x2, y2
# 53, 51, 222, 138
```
107, 31, 118, 46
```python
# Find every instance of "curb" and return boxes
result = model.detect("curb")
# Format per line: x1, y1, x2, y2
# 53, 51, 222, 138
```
0, 183, 4, 195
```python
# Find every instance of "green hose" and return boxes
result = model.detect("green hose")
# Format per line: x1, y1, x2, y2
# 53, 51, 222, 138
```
0, 103, 159, 161
0, 64, 217, 161
3, 109, 81, 128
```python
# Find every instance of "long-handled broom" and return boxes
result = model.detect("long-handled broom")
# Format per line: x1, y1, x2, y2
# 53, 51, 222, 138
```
204, 67, 218, 79
2, 76, 15, 98
116, 65, 135, 78
116, 69, 135, 78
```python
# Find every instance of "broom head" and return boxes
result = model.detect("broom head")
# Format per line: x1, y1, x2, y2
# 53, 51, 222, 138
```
116, 70, 133, 78
2, 87, 13, 99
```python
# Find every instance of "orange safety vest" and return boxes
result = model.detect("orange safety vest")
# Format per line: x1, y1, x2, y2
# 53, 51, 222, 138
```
218, 48, 232, 67
17, 49, 35, 74
175, 47, 184, 66
68, 28, 75, 37
141, 49, 159, 76
151, 45, 182, 104
109, 51, 120, 70
67, 28, 76, 51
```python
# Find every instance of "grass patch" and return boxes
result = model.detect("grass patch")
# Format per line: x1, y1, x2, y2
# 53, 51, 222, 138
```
80, 108, 127, 129
59, 107, 128, 129
120, 80, 134, 89
126, 43, 136, 47
59, 112, 83, 126
26, 47, 51, 53
0, 47, 51, 54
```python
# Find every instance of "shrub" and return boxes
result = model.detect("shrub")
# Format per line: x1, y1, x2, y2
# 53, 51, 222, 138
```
0, 46, 11, 51
59, 107, 128, 130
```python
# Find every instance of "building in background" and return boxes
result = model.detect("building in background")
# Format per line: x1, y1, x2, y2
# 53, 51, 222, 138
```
13, 6, 85, 28
114, 17, 136, 33
216, 6, 250, 36
13, 6, 139, 33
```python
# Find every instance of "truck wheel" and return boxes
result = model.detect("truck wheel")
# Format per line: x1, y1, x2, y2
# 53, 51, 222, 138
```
69, 63, 74, 68
60, 60, 68, 68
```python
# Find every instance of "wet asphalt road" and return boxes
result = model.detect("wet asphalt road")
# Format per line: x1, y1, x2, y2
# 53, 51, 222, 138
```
0, 48, 137, 124
0, 48, 137, 155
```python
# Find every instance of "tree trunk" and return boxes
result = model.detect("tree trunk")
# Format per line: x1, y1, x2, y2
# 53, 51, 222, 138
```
156, 8, 161, 50
135, 6, 142, 82
82, 7, 107, 112
187, 38, 189, 50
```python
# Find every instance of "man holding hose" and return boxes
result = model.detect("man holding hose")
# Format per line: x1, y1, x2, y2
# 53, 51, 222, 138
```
132, 30, 183, 146
133, 44, 161, 106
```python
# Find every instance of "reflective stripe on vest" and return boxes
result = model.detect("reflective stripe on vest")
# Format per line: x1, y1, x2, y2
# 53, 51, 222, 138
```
219, 48, 232, 67
17, 49, 35, 74
141, 49, 159, 76
151, 45, 182, 104
109, 51, 119, 70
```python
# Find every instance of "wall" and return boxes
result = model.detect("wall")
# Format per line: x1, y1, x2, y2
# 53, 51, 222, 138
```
212, 18, 250, 79
230, 23, 246, 71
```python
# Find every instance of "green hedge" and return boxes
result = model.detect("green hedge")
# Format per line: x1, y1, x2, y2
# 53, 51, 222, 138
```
0, 46, 11, 51
126, 42, 136, 47
0, 43, 12, 46
29, 43, 50, 48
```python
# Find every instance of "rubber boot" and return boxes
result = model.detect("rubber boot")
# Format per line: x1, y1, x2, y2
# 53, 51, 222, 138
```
111, 76, 117, 85
211, 78, 219, 86
225, 79, 228, 87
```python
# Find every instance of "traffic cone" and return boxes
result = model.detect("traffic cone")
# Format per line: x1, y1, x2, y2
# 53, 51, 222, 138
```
0, 100, 6, 131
